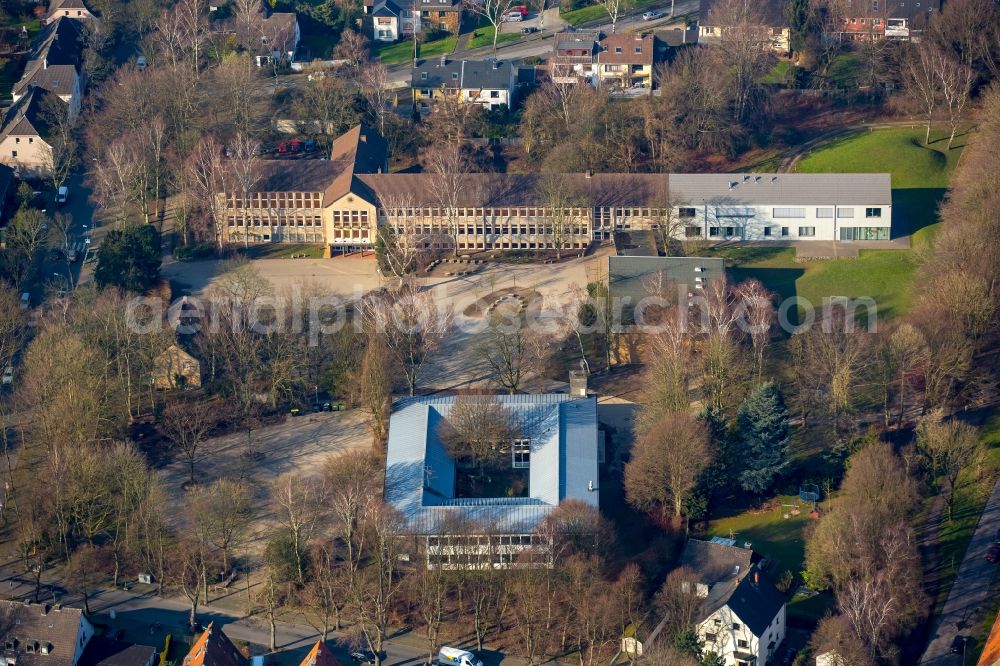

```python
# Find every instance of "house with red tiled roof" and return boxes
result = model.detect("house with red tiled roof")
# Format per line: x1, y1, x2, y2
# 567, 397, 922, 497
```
596, 32, 654, 90
299, 642, 341, 666
182, 624, 246, 666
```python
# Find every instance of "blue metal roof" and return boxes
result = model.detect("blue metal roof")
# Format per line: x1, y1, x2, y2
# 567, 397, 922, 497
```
384, 394, 599, 535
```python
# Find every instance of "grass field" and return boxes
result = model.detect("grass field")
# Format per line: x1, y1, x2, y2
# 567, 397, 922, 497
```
706, 129, 964, 321
467, 26, 520, 49
244, 243, 325, 259
560, 0, 657, 25
375, 36, 457, 64
707, 495, 809, 576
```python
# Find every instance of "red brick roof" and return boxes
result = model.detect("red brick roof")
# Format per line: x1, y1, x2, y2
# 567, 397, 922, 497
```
597, 33, 653, 65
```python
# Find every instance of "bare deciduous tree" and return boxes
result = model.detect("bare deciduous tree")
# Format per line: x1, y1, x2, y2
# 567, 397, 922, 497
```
160, 398, 216, 484
437, 392, 521, 476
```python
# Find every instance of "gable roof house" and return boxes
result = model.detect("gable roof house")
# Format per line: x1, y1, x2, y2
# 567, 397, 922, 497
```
697, 0, 791, 53
551, 30, 600, 82
596, 32, 654, 90
0, 88, 61, 177
412, 57, 517, 112
43, 0, 97, 25
182, 624, 246, 666
298, 642, 341, 666
0, 601, 96, 666
152, 343, 202, 390
11, 18, 85, 118
831, 0, 939, 40
214, 1, 299, 67
79, 638, 156, 666
384, 393, 600, 568
364, 0, 405, 41
676, 538, 787, 666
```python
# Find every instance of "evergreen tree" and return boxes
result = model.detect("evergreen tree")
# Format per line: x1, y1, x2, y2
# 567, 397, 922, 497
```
786, 0, 811, 53
736, 382, 790, 494
94, 224, 162, 294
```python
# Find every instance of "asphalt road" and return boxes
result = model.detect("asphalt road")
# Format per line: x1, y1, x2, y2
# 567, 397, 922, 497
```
919, 477, 1000, 665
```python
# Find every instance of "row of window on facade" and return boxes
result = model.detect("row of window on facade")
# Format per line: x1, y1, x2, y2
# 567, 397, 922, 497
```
426, 533, 545, 548
392, 224, 589, 237
678, 206, 884, 219
229, 192, 323, 208
228, 216, 323, 226
684, 225, 889, 239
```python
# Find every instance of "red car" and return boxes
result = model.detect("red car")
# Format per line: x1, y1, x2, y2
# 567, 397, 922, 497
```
290, 139, 303, 152
277, 141, 289, 154
987, 544, 1000, 563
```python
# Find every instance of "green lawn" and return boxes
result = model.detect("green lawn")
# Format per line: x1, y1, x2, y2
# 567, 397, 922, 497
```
375, 36, 457, 64
467, 26, 521, 49
707, 495, 809, 576
243, 243, 325, 259
933, 410, 1000, 611
796, 127, 963, 236
704, 129, 964, 321
760, 60, 796, 85
560, 0, 658, 25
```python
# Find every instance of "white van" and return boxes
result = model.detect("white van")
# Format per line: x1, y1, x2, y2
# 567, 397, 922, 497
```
437, 648, 482, 666
56, 186, 68, 205
502, 11, 523, 21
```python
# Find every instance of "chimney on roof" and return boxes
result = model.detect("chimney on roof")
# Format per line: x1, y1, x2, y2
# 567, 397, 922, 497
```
569, 360, 588, 396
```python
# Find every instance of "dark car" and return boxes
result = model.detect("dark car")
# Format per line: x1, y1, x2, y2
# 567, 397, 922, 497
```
520, 26, 539, 33
289, 406, 302, 417
987, 544, 1000, 563
951, 635, 967, 654
311, 402, 322, 413
50, 248, 65, 262
322, 401, 333, 412
350, 652, 376, 665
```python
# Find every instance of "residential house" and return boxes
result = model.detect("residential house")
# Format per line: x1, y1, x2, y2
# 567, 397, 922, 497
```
0, 88, 61, 177
79, 638, 157, 666
551, 30, 600, 83
366, 0, 406, 41
831, 0, 939, 40
43, 0, 96, 24
0, 601, 96, 666
217, 125, 893, 251
298, 642, 341, 666
411, 57, 516, 111
697, 0, 791, 53
214, 1, 299, 66
414, 0, 461, 34
11, 18, 85, 118
152, 343, 202, 389
680, 538, 787, 666
596, 32, 653, 89
384, 392, 600, 568
181, 624, 246, 666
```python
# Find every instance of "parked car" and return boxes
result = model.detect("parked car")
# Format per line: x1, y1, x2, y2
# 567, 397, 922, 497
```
501, 11, 523, 21
2, 366, 13, 386
50, 248, 65, 262
290, 139, 303, 152
438, 648, 482, 666
56, 185, 68, 205
304, 138, 318, 151
289, 406, 303, 417
278, 142, 289, 154
951, 635, 967, 654
136, 55, 147, 71
987, 544, 1000, 563
350, 652, 377, 665
520, 25, 539, 33
19, 293, 29, 310
642, 10, 663, 20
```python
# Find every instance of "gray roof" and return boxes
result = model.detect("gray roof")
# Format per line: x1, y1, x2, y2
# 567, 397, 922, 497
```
0, 602, 92, 666
411, 58, 514, 91
384, 394, 599, 535
608, 256, 726, 323
668, 173, 892, 206
80, 639, 157, 666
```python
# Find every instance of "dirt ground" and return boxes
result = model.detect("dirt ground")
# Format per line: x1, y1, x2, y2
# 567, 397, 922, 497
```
159, 409, 371, 553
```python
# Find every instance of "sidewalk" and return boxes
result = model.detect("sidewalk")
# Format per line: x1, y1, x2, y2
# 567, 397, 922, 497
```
919, 476, 1000, 664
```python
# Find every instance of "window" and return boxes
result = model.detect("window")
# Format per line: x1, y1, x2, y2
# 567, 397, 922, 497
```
837, 207, 854, 218
615, 47, 622, 53
773, 207, 806, 218
452, 72, 459, 80
737, 640, 749, 649
11, 151, 16, 158
27, 138, 32, 144
512, 439, 530, 468
724, 226, 736, 237
781, 227, 789, 237
816, 207, 834, 218
635, 47, 641, 53
420, 71, 428, 80
679, 207, 697, 218
865, 207, 882, 218
798, 226, 816, 237
490, 90, 499, 98
732, 623, 741, 630
14, 137, 18, 144
685, 226, 701, 237
709, 227, 720, 237
872, 0, 878, 9
704, 633, 717, 642
763, 226, 771, 236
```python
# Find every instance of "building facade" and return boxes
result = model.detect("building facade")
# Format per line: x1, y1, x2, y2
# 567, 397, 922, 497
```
550, 31, 654, 89
384, 394, 600, 569
411, 57, 517, 112
218, 126, 893, 253
697, 0, 791, 53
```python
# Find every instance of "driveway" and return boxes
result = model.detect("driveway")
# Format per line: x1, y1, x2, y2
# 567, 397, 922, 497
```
919, 476, 1000, 664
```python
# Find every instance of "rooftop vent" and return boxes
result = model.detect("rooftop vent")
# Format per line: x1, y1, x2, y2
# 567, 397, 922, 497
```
729, 181, 738, 189
771, 176, 778, 183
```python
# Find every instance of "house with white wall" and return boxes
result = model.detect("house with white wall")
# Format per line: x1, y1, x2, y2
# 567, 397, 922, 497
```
681, 538, 787, 666
0, 89, 60, 177
43, 0, 96, 24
